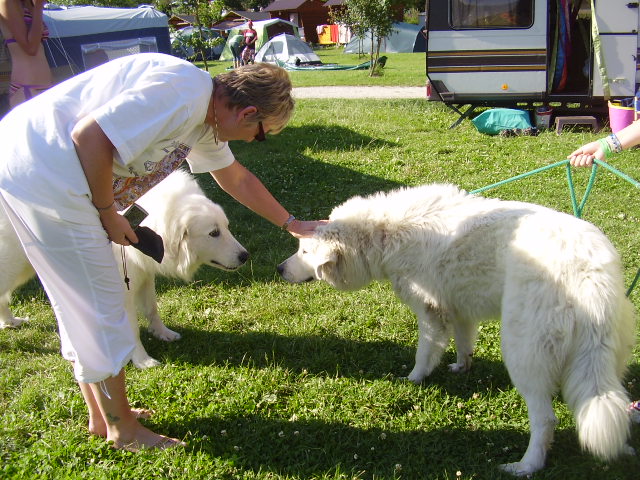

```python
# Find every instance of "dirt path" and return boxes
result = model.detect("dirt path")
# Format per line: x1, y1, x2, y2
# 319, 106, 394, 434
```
292, 86, 425, 99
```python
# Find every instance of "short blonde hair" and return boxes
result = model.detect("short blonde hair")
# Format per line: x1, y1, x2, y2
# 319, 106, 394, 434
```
214, 63, 295, 134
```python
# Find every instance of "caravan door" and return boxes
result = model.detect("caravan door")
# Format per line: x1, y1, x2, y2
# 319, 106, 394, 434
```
592, 0, 639, 98
426, 0, 547, 102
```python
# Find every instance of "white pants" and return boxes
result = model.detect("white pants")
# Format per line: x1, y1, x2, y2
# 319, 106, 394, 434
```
0, 190, 135, 383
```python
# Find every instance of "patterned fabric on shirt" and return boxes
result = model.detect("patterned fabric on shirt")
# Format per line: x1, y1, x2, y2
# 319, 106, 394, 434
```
113, 143, 191, 210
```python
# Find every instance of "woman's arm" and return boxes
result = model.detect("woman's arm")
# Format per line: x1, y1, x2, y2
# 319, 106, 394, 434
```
71, 115, 138, 245
210, 161, 322, 237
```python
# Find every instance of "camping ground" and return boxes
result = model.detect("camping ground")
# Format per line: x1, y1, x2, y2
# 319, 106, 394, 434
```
1, 52, 640, 480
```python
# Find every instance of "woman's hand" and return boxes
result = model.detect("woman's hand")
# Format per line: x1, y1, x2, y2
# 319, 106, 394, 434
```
98, 207, 139, 246
287, 219, 328, 239
567, 140, 603, 167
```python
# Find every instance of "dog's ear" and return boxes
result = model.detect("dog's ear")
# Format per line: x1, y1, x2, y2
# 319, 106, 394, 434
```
165, 214, 197, 280
164, 219, 185, 259
314, 246, 340, 281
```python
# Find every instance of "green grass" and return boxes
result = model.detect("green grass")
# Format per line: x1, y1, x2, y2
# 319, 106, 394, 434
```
205, 48, 426, 87
2, 70, 640, 478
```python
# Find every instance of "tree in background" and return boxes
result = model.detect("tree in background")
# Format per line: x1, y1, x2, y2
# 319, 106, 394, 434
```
330, 0, 397, 76
167, 0, 225, 70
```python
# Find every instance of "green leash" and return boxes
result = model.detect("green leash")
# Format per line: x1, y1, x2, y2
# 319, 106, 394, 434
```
471, 158, 640, 296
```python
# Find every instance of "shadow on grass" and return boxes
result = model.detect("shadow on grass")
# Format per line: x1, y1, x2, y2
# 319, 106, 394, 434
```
168, 413, 640, 480
200, 123, 405, 221
141, 327, 515, 395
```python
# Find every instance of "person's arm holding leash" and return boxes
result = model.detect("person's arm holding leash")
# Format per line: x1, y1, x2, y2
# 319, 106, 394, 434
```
210, 160, 321, 238
71, 115, 138, 245
569, 119, 640, 167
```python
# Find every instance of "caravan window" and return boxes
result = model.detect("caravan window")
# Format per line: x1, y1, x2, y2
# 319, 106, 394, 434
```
451, 0, 533, 29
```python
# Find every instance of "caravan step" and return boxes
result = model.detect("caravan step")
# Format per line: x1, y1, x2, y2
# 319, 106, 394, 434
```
555, 116, 599, 134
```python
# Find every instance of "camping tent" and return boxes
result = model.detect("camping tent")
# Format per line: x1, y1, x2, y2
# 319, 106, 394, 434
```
344, 22, 426, 54
43, 6, 170, 75
219, 18, 299, 61
170, 26, 224, 60
255, 34, 321, 65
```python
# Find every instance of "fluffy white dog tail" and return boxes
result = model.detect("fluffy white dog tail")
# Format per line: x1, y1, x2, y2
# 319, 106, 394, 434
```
562, 295, 634, 461
573, 387, 630, 460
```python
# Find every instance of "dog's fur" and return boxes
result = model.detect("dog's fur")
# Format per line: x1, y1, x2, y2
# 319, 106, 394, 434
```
0, 170, 249, 368
277, 184, 636, 476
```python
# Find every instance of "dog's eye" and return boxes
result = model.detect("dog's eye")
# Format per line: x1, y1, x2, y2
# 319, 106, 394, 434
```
209, 229, 220, 238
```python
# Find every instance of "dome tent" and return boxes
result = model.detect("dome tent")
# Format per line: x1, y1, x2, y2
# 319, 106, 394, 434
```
344, 22, 425, 54
219, 18, 299, 61
255, 34, 320, 65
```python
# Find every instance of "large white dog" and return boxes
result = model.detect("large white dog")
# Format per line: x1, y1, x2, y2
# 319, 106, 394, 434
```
0, 170, 249, 368
277, 183, 636, 476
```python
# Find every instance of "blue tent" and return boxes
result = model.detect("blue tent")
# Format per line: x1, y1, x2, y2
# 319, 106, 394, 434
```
344, 22, 425, 54
43, 6, 170, 74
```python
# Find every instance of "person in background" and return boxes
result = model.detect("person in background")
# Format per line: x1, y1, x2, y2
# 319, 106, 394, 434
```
242, 20, 257, 65
228, 32, 244, 69
0, 53, 323, 451
0, 0, 52, 108
567, 120, 640, 422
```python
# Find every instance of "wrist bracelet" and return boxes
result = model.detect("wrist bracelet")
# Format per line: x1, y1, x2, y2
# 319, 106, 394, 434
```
281, 214, 296, 231
94, 200, 115, 211
607, 133, 623, 153
597, 138, 612, 158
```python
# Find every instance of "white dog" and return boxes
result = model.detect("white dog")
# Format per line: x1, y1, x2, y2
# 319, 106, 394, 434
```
277, 183, 636, 476
0, 170, 249, 368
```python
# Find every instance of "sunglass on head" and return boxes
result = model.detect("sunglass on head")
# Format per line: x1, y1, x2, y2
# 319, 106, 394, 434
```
255, 121, 265, 142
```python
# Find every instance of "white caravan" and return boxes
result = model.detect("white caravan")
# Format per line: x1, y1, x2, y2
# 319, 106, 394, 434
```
425, 0, 638, 126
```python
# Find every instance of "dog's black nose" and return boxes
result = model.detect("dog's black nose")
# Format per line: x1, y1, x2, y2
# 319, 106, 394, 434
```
238, 250, 249, 264
276, 264, 284, 275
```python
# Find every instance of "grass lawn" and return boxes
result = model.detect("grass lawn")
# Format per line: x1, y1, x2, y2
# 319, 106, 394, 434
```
205, 47, 426, 87
1, 53, 640, 479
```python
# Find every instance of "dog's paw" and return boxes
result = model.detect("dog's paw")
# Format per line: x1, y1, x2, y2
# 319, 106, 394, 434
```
132, 355, 161, 369
623, 444, 636, 456
0, 316, 29, 328
132, 346, 161, 369
150, 326, 181, 342
447, 362, 470, 373
406, 369, 426, 384
499, 461, 538, 477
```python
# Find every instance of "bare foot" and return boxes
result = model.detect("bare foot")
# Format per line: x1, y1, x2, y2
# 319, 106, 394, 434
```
88, 408, 154, 437
109, 423, 186, 452
114, 435, 186, 452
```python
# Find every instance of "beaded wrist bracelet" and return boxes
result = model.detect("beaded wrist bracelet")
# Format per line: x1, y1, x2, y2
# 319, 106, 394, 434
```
606, 133, 623, 153
597, 133, 623, 159
281, 215, 296, 231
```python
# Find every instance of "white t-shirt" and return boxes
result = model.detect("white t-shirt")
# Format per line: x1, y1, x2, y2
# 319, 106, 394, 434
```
0, 53, 234, 221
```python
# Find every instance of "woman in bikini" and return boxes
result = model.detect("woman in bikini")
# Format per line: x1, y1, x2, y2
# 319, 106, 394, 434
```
0, 0, 52, 108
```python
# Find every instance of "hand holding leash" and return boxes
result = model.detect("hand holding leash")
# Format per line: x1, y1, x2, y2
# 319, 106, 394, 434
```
567, 140, 604, 167
97, 204, 139, 245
